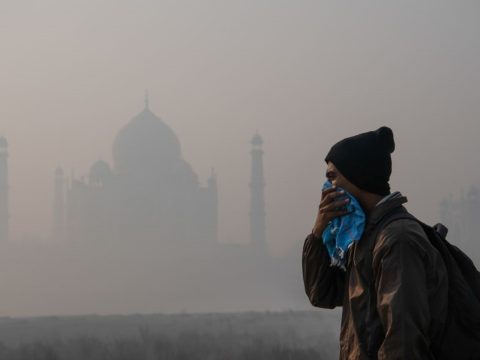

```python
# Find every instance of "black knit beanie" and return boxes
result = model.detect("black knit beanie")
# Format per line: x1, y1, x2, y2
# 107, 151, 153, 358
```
325, 126, 395, 196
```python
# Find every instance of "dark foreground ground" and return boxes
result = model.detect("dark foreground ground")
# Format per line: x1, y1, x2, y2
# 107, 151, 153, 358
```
0, 310, 340, 360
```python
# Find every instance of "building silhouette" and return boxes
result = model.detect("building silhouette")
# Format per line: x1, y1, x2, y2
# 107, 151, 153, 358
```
440, 186, 480, 264
50, 97, 269, 258
249, 132, 267, 256
61, 96, 219, 248
0, 136, 8, 242
53, 166, 65, 241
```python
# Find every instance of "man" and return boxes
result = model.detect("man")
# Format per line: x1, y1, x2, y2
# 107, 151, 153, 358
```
302, 127, 448, 360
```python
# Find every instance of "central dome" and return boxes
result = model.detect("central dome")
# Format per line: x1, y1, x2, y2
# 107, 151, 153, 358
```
113, 105, 181, 175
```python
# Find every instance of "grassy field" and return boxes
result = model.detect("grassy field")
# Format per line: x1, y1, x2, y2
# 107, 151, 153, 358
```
0, 310, 340, 360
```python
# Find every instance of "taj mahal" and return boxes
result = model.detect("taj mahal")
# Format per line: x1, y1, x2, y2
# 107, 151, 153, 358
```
57, 96, 219, 248
2, 95, 268, 257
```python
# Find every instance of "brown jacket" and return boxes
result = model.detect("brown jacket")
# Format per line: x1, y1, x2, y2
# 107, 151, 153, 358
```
303, 195, 448, 360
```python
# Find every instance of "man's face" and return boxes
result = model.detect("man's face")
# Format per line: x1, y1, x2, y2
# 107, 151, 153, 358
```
325, 161, 362, 200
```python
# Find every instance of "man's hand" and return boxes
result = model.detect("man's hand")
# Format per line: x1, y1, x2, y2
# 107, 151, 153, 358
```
311, 187, 350, 238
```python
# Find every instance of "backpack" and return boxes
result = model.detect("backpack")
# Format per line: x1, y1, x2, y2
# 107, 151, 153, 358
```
378, 209, 480, 360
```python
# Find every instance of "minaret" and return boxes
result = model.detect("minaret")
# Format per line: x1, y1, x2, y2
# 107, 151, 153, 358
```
0, 137, 9, 242
249, 132, 267, 256
53, 166, 65, 241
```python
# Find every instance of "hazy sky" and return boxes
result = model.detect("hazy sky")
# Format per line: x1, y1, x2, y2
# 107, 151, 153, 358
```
1, 0, 480, 256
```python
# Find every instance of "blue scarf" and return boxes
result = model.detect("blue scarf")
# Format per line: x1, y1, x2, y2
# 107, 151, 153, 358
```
321, 181, 366, 270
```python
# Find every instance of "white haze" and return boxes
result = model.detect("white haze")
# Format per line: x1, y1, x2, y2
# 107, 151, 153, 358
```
0, 0, 480, 316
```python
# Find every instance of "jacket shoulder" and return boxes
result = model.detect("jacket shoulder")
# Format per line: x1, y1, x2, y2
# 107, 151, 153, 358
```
374, 218, 432, 255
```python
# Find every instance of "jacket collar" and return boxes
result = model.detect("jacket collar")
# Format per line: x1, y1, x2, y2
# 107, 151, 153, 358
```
367, 193, 408, 225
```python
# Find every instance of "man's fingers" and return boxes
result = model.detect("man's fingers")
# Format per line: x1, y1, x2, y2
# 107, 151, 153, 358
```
321, 198, 350, 213
320, 189, 345, 204
324, 207, 351, 220
327, 210, 351, 219
322, 186, 337, 195
320, 187, 337, 200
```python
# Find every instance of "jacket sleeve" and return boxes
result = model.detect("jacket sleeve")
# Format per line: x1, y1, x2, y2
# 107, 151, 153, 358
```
302, 232, 345, 308
372, 220, 434, 360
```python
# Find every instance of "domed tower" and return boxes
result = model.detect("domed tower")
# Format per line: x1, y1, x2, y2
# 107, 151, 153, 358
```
249, 132, 267, 256
0, 137, 8, 242
112, 95, 184, 179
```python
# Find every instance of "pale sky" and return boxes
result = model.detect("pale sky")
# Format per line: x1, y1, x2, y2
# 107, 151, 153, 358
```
1, 0, 480, 257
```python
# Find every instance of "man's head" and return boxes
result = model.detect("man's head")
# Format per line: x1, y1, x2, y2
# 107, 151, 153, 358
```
325, 126, 395, 204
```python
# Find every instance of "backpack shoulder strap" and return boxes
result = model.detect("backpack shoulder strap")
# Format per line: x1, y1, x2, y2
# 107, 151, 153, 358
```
377, 209, 417, 234
367, 206, 417, 253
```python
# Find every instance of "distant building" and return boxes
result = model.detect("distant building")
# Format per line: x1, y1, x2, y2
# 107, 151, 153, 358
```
249, 132, 267, 256
440, 186, 480, 263
61, 96, 218, 248
0, 136, 8, 242
53, 166, 65, 241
